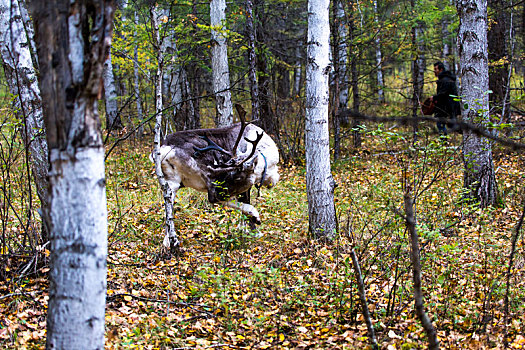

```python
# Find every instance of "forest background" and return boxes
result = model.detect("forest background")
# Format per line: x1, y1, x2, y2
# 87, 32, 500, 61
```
1, 0, 525, 348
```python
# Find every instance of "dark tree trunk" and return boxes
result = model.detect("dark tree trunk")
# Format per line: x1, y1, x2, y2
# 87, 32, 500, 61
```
488, 0, 509, 119
331, 0, 340, 160
255, 1, 277, 136
246, 0, 259, 121
349, 0, 361, 148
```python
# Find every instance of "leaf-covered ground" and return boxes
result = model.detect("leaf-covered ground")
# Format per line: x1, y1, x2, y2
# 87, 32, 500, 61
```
1, 132, 525, 349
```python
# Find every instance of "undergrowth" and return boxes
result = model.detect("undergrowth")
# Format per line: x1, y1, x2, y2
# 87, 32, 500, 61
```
1, 127, 524, 349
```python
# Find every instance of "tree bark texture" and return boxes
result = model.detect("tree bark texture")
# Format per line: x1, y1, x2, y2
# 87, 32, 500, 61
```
103, 49, 123, 131
30, 0, 114, 348
151, 5, 179, 252
411, 15, 425, 119
210, 0, 233, 127
246, 0, 259, 122
0, 0, 49, 227
305, 0, 337, 239
457, 0, 498, 208
349, 0, 361, 148
487, 0, 509, 117
373, 0, 384, 103
336, 0, 348, 109
331, 0, 342, 161
133, 10, 144, 136
255, 1, 276, 136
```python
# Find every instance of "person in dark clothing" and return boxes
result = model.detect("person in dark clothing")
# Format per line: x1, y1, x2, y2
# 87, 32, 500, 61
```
430, 61, 461, 135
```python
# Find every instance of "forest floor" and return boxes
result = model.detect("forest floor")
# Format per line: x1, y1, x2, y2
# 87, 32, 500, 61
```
1, 129, 525, 349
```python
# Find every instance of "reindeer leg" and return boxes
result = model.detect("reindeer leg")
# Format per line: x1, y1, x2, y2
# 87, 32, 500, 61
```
223, 199, 261, 228
238, 191, 258, 230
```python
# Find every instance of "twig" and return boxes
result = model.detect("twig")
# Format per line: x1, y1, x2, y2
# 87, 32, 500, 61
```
350, 247, 379, 350
0, 290, 43, 300
503, 197, 525, 348
107, 293, 216, 318
340, 110, 525, 151
404, 190, 440, 350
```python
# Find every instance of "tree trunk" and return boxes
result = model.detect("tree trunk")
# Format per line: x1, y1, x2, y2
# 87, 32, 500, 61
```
30, 0, 113, 348
0, 0, 49, 241
411, 14, 425, 120
336, 0, 348, 109
134, 10, 144, 137
441, 6, 451, 69
246, 0, 259, 121
457, 0, 498, 208
404, 191, 440, 350
210, 0, 233, 127
373, 0, 384, 103
331, 0, 342, 161
293, 46, 302, 97
487, 0, 509, 119
349, 0, 361, 148
151, 5, 179, 252
305, 0, 337, 240
104, 49, 123, 132
255, 1, 276, 136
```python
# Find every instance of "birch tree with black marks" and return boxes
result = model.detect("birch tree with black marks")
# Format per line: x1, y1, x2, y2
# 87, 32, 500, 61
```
210, 0, 233, 127
30, 0, 114, 348
0, 0, 48, 240
305, 0, 337, 239
150, 4, 179, 253
457, 0, 498, 207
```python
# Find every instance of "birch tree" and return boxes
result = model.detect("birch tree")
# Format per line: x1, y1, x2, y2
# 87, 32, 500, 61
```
305, 0, 337, 239
210, 0, 233, 127
133, 10, 144, 136
104, 49, 123, 131
332, 0, 347, 160
0, 0, 49, 238
373, 0, 384, 103
30, 0, 114, 347
411, 3, 425, 119
151, 5, 179, 252
349, 0, 361, 148
246, 0, 259, 121
457, 0, 498, 207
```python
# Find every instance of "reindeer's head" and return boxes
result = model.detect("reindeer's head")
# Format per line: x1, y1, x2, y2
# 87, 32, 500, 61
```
206, 156, 259, 203
192, 104, 264, 203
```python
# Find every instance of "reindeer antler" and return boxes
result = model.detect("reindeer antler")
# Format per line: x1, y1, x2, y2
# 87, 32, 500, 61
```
232, 104, 248, 158
193, 135, 232, 158
237, 131, 264, 166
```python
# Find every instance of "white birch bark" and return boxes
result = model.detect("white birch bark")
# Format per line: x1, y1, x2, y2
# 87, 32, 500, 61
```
30, 1, 114, 348
336, 0, 348, 108
457, 0, 497, 207
293, 46, 302, 96
305, 0, 337, 239
441, 11, 451, 68
151, 5, 179, 251
210, 0, 233, 127
46, 147, 108, 349
0, 0, 48, 221
373, 0, 384, 103
134, 10, 144, 136
103, 49, 121, 131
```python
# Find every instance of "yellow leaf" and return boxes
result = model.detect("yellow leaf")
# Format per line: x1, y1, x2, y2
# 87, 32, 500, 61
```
124, 295, 132, 302
279, 333, 285, 341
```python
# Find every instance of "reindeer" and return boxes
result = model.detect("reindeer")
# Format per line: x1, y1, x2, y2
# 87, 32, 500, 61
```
153, 105, 280, 247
